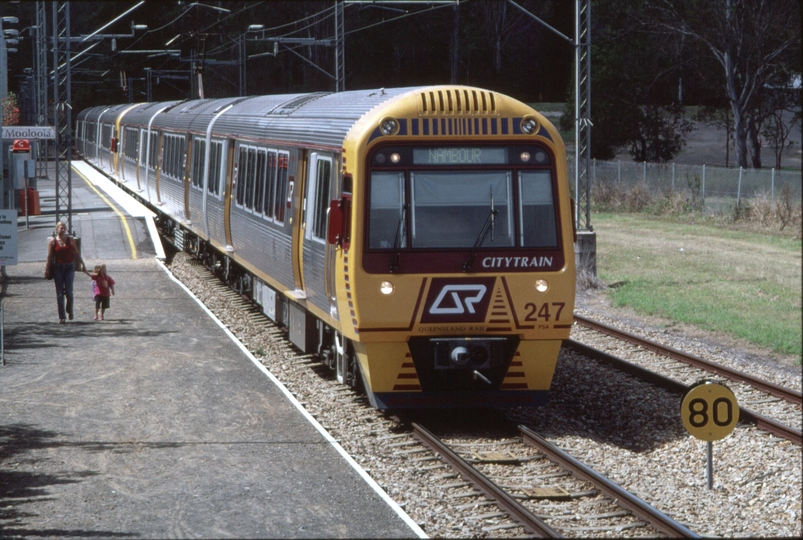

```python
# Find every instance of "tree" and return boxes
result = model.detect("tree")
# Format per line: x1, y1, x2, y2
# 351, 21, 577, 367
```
564, 0, 694, 161
1, 92, 20, 126
759, 80, 801, 169
648, 0, 801, 168
628, 104, 693, 162
480, 1, 532, 74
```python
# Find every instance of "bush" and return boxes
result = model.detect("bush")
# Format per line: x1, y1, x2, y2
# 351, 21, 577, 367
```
591, 180, 801, 236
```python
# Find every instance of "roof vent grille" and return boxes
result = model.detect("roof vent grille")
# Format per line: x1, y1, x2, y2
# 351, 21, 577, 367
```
418, 89, 498, 116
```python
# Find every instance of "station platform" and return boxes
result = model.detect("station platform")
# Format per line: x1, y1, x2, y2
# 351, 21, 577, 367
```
0, 160, 424, 538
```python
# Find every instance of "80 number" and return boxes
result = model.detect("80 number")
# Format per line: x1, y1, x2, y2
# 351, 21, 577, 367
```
687, 397, 734, 428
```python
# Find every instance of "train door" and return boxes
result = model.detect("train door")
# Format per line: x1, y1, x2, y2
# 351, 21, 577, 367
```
137, 129, 146, 191
291, 150, 307, 294
299, 151, 335, 311
183, 137, 192, 222
154, 131, 163, 205
222, 138, 236, 250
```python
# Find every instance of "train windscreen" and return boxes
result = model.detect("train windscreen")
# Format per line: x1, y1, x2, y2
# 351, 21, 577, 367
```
367, 145, 558, 252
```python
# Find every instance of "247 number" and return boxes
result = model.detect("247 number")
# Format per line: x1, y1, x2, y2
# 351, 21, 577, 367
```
524, 302, 565, 322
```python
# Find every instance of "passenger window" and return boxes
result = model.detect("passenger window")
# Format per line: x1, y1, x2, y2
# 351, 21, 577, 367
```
274, 152, 289, 223
518, 171, 557, 247
310, 157, 332, 241
236, 146, 248, 206
263, 151, 277, 221
254, 149, 266, 215
191, 138, 205, 189
208, 140, 224, 197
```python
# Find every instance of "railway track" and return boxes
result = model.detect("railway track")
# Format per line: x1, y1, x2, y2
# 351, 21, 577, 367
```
411, 422, 698, 537
574, 314, 802, 406
168, 252, 800, 537
570, 315, 802, 445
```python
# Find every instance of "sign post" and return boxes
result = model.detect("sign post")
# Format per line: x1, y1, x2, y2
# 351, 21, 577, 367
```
680, 380, 739, 489
0, 210, 18, 266
0, 209, 18, 367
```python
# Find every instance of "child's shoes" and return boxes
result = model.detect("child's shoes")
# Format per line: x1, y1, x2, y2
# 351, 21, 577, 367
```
93, 314, 98, 320
100, 315, 104, 321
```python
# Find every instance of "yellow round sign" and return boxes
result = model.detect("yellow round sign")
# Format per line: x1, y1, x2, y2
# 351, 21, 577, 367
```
680, 381, 740, 441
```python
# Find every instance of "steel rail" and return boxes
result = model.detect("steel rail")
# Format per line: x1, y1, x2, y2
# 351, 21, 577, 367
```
410, 422, 562, 538
518, 425, 700, 538
574, 314, 802, 407
564, 339, 803, 445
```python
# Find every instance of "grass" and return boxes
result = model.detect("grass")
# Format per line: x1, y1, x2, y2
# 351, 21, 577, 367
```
591, 213, 802, 360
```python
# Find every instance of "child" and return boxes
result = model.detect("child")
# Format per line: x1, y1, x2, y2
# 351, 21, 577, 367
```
85, 263, 115, 321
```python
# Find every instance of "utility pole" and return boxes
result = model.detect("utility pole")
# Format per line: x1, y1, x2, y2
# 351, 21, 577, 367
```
574, 0, 595, 274
507, 0, 596, 274
52, 1, 72, 233
35, 1, 49, 186
334, 0, 344, 92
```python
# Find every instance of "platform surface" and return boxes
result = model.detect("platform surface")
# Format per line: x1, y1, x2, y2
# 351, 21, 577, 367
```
0, 160, 423, 538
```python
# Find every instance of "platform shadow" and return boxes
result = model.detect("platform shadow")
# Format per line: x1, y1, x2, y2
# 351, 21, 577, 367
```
0, 424, 148, 538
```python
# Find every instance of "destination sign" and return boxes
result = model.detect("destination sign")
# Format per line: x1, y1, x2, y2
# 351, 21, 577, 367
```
413, 147, 506, 165
2, 126, 56, 140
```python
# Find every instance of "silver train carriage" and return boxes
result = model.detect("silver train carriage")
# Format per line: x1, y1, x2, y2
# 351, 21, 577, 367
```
76, 85, 577, 409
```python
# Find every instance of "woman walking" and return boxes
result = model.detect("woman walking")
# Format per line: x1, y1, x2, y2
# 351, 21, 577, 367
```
46, 221, 85, 324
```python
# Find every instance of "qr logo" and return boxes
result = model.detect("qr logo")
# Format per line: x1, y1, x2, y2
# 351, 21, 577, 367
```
420, 277, 496, 323
429, 284, 487, 315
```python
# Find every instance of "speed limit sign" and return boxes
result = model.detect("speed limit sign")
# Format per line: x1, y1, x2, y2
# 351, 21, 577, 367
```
681, 380, 740, 441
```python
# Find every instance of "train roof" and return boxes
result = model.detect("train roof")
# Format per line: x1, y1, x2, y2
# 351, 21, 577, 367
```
78, 86, 516, 149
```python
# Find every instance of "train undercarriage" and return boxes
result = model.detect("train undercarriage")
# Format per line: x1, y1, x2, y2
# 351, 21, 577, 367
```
157, 217, 365, 394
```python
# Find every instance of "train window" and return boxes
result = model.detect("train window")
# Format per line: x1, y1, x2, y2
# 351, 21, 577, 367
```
191, 138, 205, 189
308, 154, 332, 241
263, 151, 278, 221
409, 171, 513, 249
164, 137, 173, 177
102, 124, 112, 149
368, 172, 406, 249
124, 128, 138, 160
254, 149, 267, 215
148, 132, 159, 170
518, 171, 558, 247
274, 152, 289, 224
245, 147, 257, 210
208, 140, 224, 197
179, 137, 187, 179
236, 146, 248, 207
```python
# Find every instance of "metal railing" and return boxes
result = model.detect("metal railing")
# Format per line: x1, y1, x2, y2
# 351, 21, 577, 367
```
570, 158, 801, 215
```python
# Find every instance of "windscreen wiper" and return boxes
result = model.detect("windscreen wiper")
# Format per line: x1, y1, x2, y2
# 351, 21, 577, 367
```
462, 207, 498, 272
389, 204, 408, 273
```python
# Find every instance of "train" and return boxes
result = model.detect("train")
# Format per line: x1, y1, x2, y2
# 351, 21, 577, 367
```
75, 85, 576, 409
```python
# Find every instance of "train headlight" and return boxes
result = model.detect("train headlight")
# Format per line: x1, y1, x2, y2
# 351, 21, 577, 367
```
521, 116, 538, 134
380, 281, 395, 295
451, 346, 470, 366
379, 117, 399, 136
535, 279, 549, 293
390, 152, 401, 163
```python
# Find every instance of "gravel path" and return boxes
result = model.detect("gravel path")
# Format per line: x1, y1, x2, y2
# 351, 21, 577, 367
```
169, 255, 801, 538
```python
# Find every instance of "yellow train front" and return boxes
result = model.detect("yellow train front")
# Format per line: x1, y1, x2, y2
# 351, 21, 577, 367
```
332, 87, 575, 408
76, 85, 575, 410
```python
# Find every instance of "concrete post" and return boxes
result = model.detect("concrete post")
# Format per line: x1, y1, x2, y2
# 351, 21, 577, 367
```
575, 229, 597, 276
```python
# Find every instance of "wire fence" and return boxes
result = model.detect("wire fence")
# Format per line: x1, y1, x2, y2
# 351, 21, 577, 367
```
576, 159, 801, 214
